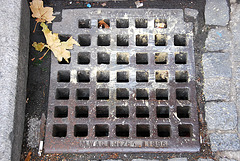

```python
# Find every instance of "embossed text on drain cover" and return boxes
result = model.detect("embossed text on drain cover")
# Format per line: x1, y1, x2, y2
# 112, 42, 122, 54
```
44, 9, 200, 153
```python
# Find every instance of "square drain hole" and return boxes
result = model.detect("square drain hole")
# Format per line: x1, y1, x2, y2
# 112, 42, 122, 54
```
136, 71, 149, 82
46, 9, 200, 153
155, 52, 167, 64
157, 106, 169, 118
176, 88, 189, 100
56, 88, 69, 100
95, 124, 109, 137
135, 19, 148, 28
136, 34, 148, 46
117, 52, 129, 64
117, 35, 129, 46
136, 106, 149, 118
97, 71, 110, 82
116, 124, 129, 137
79, 19, 91, 28
157, 125, 170, 137
98, 34, 110, 46
74, 124, 88, 137
175, 52, 187, 64
136, 89, 149, 100
155, 34, 167, 46
76, 88, 90, 100
78, 52, 90, 64
174, 34, 186, 46
175, 71, 188, 82
98, 19, 110, 28
57, 70, 70, 82
116, 88, 129, 100
117, 71, 129, 82
137, 124, 150, 137
96, 106, 109, 118
116, 19, 129, 28
156, 89, 168, 100
177, 106, 190, 118
136, 53, 148, 64
154, 19, 167, 28
98, 52, 110, 64
52, 124, 67, 137
155, 71, 168, 82
54, 106, 68, 118
178, 124, 192, 137
75, 106, 88, 118
78, 34, 91, 46
77, 70, 90, 82
116, 106, 129, 118
97, 88, 109, 100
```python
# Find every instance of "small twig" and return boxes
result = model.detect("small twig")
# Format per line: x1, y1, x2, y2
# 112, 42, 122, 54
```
33, 21, 39, 33
39, 48, 50, 60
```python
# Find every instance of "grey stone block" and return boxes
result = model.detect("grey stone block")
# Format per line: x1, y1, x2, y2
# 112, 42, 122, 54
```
27, 118, 41, 148
184, 8, 199, 19
230, 4, 240, 61
205, 102, 237, 130
203, 53, 232, 78
205, 0, 229, 26
203, 78, 230, 101
0, 0, 30, 161
168, 158, 188, 161
198, 159, 214, 161
209, 133, 240, 151
205, 28, 231, 51
219, 158, 237, 161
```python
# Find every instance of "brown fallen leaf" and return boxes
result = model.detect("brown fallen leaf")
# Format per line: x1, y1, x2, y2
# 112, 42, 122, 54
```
25, 151, 32, 161
29, 0, 55, 32
32, 22, 79, 62
98, 19, 110, 28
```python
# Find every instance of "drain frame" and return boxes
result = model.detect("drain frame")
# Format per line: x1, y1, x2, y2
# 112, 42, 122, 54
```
45, 9, 200, 153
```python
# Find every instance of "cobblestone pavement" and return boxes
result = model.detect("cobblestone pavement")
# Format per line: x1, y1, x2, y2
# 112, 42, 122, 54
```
202, 0, 240, 160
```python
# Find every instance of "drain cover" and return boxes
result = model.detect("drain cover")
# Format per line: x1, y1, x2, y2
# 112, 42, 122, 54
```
44, 9, 200, 153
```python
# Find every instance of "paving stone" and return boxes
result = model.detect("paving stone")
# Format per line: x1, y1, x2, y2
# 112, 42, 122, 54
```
205, 28, 231, 51
205, 0, 229, 26
27, 117, 41, 148
205, 102, 237, 130
198, 159, 214, 161
203, 78, 230, 101
203, 53, 232, 78
219, 158, 237, 161
168, 158, 188, 161
184, 8, 199, 19
209, 133, 240, 151
230, 4, 240, 61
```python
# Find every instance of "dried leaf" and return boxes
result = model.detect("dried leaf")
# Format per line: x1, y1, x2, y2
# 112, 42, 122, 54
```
32, 42, 45, 52
40, 22, 79, 62
98, 20, 110, 28
30, 0, 55, 23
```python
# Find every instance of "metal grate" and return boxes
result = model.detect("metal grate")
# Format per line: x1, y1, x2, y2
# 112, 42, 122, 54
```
44, 9, 200, 153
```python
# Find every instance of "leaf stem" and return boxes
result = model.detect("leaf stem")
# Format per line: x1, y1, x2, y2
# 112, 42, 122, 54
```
33, 21, 39, 33
39, 48, 50, 60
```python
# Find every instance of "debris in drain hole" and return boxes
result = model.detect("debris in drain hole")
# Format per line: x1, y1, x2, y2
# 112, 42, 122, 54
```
155, 23, 167, 28
135, 1, 143, 8
101, 2, 107, 7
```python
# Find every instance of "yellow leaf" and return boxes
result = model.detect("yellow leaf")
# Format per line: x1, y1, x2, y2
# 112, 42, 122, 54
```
32, 42, 45, 52
40, 22, 80, 63
30, 0, 55, 23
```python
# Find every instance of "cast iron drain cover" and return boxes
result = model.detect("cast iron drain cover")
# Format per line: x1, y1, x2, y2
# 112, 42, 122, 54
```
45, 9, 200, 153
